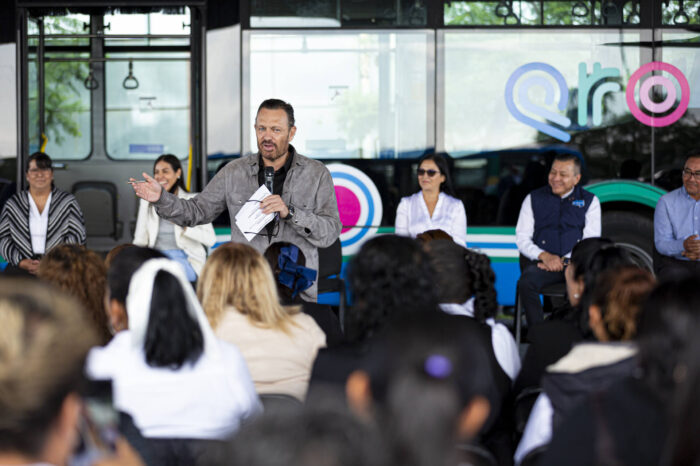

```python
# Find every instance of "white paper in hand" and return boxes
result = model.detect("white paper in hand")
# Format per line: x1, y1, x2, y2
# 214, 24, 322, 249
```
235, 185, 275, 242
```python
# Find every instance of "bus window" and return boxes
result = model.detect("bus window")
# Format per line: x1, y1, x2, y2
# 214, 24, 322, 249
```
245, 31, 433, 160
105, 53, 191, 160
28, 14, 91, 159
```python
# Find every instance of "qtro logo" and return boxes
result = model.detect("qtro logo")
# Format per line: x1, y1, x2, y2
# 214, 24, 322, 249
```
505, 61, 690, 143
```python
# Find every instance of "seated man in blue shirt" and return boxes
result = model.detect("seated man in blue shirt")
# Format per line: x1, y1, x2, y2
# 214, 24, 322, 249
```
654, 153, 700, 278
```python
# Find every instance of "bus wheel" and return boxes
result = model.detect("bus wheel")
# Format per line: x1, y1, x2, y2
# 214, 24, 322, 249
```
602, 210, 654, 272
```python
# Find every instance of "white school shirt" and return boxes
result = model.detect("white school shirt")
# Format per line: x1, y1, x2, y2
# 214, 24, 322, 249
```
28, 191, 52, 255
86, 330, 261, 439
439, 298, 521, 381
515, 188, 601, 261
395, 191, 467, 246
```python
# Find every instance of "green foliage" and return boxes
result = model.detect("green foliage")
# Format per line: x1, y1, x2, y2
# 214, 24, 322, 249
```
28, 15, 90, 145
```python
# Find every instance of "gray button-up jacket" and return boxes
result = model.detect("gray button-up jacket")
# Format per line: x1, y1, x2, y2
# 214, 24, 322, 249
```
154, 148, 342, 301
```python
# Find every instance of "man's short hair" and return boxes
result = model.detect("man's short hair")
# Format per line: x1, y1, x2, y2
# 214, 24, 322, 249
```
553, 152, 582, 175
257, 99, 295, 128
685, 151, 700, 164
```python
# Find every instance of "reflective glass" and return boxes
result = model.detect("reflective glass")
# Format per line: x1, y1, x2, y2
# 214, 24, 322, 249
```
246, 31, 433, 159
105, 53, 190, 160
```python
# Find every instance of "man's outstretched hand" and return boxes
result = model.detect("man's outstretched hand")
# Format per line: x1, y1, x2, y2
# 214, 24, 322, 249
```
129, 172, 163, 203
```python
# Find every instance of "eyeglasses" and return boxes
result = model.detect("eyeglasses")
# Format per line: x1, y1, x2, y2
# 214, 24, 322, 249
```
27, 167, 51, 176
417, 168, 439, 177
682, 168, 700, 180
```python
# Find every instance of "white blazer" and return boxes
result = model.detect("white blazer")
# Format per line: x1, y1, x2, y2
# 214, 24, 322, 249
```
133, 191, 217, 275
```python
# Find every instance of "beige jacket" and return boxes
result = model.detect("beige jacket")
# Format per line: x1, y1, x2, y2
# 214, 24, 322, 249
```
214, 306, 326, 401
133, 191, 217, 276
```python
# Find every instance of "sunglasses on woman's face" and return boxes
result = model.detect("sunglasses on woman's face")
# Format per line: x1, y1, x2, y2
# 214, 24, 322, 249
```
417, 168, 439, 177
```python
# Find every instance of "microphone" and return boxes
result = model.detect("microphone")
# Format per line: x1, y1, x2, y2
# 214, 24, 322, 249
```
264, 166, 274, 194
264, 166, 279, 223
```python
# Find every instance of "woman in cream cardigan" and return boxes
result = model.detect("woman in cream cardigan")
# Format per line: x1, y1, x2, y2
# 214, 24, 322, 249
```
198, 242, 326, 401
133, 154, 216, 280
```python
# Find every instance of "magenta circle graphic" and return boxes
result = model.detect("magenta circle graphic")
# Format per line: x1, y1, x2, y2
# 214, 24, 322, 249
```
335, 186, 361, 234
639, 76, 676, 113
626, 61, 690, 127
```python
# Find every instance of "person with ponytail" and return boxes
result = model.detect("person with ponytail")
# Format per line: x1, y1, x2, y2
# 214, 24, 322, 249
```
426, 239, 520, 382
425, 239, 518, 463
86, 256, 260, 444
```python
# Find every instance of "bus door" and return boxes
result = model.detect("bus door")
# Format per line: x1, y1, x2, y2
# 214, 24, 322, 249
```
17, 2, 206, 252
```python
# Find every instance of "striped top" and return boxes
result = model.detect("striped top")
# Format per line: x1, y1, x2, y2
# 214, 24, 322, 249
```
0, 188, 86, 265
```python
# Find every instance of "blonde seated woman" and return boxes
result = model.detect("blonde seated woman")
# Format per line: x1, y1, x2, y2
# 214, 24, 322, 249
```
198, 242, 326, 401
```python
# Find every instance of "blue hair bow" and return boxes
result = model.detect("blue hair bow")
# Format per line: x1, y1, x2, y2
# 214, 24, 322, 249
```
278, 245, 317, 298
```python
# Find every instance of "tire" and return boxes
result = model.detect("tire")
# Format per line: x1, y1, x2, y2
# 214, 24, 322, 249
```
602, 210, 654, 272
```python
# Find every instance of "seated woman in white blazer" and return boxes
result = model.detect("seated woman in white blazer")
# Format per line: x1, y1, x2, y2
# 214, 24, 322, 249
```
395, 153, 467, 246
133, 154, 216, 281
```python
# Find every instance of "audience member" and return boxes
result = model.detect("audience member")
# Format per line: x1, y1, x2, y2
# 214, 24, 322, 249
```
0, 279, 140, 465
218, 394, 387, 466
198, 242, 325, 401
663, 309, 700, 466
542, 274, 700, 466
87, 257, 261, 445
0, 152, 86, 274
395, 154, 467, 246
515, 266, 654, 464
37, 244, 112, 344
104, 246, 165, 334
308, 235, 437, 392
264, 242, 343, 347
654, 152, 700, 279
133, 154, 216, 281
426, 239, 520, 381
425, 239, 519, 463
346, 312, 493, 466
515, 153, 601, 326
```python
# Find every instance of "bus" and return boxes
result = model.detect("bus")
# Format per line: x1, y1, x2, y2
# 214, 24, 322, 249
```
1, 0, 698, 306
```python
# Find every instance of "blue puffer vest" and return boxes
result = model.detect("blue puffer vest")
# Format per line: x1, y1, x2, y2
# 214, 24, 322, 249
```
531, 185, 594, 256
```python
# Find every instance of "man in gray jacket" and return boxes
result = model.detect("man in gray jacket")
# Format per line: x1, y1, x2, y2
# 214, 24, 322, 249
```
130, 99, 341, 301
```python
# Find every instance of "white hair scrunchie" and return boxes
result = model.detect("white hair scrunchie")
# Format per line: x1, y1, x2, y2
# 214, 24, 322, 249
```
126, 258, 220, 360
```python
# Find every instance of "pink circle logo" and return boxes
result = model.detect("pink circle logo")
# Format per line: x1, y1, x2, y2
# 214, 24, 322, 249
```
626, 61, 690, 127
334, 186, 361, 234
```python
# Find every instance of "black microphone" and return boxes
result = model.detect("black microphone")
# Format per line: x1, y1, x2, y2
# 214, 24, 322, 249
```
264, 166, 274, 194
264, 166, 279, 223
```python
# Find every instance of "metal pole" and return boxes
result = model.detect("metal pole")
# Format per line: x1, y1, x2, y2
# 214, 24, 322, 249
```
38, 18, 45, 147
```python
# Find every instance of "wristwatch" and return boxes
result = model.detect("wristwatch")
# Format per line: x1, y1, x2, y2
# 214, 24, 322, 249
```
285, 204, 295, 220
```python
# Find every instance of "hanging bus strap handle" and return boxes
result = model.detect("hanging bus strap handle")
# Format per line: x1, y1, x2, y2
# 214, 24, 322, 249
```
571, 2, 589, 17
40, 133, 48, 153
495, 1, 519, 25
123, 61, 139, 90
673, 0, 689, 25
84, 65, 99, 90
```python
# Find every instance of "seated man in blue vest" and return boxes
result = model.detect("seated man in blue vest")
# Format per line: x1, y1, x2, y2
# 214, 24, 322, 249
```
515, 153, 601, 326
654, 152, 700, 279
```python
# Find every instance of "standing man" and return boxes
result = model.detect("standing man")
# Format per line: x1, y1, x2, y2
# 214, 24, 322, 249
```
131, 99, 341, 301
515, 153, 601, 326
654, 153, 700, 279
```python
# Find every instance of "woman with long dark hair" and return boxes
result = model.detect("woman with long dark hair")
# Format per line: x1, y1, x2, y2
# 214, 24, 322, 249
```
87, 255, 260, 441
395, 154, 467, 245
133, 154, 216, 280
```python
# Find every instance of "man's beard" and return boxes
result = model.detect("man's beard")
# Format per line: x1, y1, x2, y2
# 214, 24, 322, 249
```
259, 140, 288, 161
